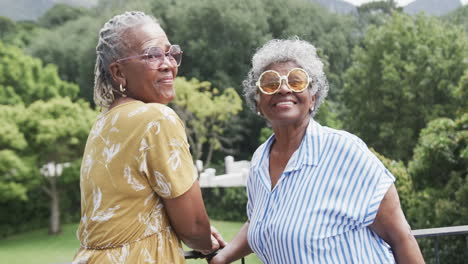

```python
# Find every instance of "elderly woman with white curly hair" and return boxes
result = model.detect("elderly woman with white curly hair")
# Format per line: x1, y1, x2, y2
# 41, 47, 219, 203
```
210, 38, 424, 263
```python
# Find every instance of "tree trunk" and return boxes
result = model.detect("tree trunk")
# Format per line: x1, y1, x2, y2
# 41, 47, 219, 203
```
49, 176, 61, 235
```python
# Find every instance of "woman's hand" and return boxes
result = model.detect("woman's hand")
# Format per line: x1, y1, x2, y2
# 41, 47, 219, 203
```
209, 252, 228, 264
209, 221, 252, 264
210, 226, 227, 248
197, 226, 226, 255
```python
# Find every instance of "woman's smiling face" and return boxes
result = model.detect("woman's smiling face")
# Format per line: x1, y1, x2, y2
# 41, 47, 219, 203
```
256, 61, 315, 128
118, 23, 178, 105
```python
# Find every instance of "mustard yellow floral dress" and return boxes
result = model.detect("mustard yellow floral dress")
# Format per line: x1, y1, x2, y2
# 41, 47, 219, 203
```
73, 101, 197, 264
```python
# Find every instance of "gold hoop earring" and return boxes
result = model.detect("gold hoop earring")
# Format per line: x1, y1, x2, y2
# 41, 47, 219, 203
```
120, 84, 127, 97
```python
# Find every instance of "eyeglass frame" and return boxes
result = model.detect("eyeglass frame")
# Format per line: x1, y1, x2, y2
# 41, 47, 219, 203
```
116, 44, 183, 69
256, 68, 312, 95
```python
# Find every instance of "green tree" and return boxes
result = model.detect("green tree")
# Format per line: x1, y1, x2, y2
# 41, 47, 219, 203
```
443, 4, 468, 32
21, 98, 97, 234
0, 104, 35, 202
37, 3, 89, 28
162, 0, 271, 91
342, 13, 467, 161
27, 15, 100, 102
407, 114, 467, 262
0, 42, 79, 105
0, 16, 16, 41
171, 77, 242, 167
408, 114, 467, 191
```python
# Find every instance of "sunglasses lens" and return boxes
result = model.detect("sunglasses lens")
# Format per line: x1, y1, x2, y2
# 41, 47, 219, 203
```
288, 69, 309, 92
259, 71, 281, 93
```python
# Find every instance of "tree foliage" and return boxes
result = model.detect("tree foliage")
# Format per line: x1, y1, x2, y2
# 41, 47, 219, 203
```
0, 42, 79, 105
171, 77, 242, 166
37, 3, 89, 29
406, 114, 467, 263
342, 13, 467, 161
27, 15, 100, 102
0, 104, 35, 201
408, 114, 467, 191
20, 97, 96, 234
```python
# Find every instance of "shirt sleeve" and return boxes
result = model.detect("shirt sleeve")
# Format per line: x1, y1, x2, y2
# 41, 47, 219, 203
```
246, 166, 255, 220
354, 142, 396, 227
141, 107, 197, 199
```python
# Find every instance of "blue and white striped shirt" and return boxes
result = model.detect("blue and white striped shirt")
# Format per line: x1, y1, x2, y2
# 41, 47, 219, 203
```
246, 119, 396, 263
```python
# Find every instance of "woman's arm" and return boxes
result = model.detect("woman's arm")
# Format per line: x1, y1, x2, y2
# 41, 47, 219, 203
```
163, 181, 214, 252
210, 221, 253, 264
370, 184, 425, 264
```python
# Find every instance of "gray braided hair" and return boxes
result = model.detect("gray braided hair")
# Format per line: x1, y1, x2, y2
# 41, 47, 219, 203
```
93, 11, 160, 109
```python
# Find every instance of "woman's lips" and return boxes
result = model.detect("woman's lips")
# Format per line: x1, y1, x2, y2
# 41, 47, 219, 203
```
159, 78, 173, 84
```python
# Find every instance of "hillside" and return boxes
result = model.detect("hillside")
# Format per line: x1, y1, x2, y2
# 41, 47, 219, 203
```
0, 0, 97, 21
308, 0, 356, 14
404, 0, 462, 15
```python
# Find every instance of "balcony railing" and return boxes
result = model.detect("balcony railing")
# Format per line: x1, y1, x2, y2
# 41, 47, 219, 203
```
412, 225, 468, 264
183, 225, 468, 263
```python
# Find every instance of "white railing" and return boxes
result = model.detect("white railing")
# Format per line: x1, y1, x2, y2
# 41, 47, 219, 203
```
198, 156, 249, 188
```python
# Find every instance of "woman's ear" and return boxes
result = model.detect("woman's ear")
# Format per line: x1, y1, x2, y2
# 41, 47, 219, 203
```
109, 62, 126, 87
310, 95, 316, 112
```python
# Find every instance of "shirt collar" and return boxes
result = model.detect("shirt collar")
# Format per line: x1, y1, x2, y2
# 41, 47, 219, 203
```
251, 118, 323, 172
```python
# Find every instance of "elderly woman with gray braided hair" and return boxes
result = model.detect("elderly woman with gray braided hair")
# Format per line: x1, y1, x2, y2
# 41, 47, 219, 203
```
73, 11, 225, 263
210, 38, 424, 264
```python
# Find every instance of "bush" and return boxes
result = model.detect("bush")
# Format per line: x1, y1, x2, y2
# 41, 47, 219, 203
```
202, 187, 248, 221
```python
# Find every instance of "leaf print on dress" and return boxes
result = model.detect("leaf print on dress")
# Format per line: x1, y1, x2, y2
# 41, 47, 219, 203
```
81, 151, 94, 179
102, 143, 120, 165
72, 250, 93, 264
90, 187, 120, 222
139, 151, 149, 176
79, 214, 90, 247
161, 106, 177, 123
109, 112, 120, 133
167, 139, 183, 170
124, 165, 146, 191
138, 203, 163, 236
154, 171, 172, 197
145, 121, 161, 135
142, 248, 156, 264
106, 244, 129, 264
144, 192, 155, 206
128, 105, 149, 117
90, 115, 107, 140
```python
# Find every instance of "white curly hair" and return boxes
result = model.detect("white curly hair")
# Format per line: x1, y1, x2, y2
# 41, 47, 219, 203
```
242, 37, 329, 117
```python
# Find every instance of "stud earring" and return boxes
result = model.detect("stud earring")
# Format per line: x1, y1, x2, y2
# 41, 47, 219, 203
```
257, 111, 262, 116
120, 84, 127, 97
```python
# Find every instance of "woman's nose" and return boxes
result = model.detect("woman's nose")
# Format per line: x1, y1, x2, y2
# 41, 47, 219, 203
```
277, 79, 292, 94
158, 56, 174, 71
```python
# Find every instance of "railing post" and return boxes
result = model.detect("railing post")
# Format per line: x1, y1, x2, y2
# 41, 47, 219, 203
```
434, 237, 439, 264
465, 235, 468, 262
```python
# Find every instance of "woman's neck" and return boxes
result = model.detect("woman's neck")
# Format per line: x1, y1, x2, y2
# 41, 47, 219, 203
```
108, 96, 136, 110
271, 118, 310, 154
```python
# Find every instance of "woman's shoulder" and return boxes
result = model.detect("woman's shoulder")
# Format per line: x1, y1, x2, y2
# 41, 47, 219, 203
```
116, 102, 180, 122
315, 123, 370, 154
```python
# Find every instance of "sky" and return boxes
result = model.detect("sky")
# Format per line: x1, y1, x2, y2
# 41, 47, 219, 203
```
343, 0, 468, 7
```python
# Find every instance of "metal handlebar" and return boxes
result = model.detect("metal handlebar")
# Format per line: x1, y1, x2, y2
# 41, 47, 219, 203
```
184, 250, 245, 263
184, 249, 219, 260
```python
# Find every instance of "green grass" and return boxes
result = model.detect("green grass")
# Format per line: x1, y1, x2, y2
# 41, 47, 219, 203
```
0, 220, 260, 264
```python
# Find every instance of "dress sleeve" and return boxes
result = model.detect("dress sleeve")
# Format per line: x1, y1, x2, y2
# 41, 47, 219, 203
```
141, 108, 197, 199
